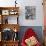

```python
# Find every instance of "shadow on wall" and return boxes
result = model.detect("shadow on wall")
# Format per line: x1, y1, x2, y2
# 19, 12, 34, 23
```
18, 26, 43, 44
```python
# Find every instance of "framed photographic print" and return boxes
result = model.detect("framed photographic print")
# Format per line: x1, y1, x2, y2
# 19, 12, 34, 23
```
2, 10, 9, 15
25, 6, 36, 20
9, 10, 18, 15
10, 11, 15, 15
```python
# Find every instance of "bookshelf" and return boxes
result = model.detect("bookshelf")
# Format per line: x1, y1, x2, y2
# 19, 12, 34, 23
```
0, 7, 20, 46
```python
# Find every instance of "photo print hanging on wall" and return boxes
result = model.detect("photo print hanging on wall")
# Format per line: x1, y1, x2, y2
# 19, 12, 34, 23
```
25, 6, 36, 20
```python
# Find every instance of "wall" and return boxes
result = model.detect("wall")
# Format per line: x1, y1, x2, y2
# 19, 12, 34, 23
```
0, 0, 43, 26
18, 0, 43, 26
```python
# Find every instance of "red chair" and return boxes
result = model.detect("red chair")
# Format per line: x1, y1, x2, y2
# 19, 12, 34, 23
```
21, 28, 41, 46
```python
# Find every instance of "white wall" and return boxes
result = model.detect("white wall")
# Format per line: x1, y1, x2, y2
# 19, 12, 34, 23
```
18, 0, 43, 26
0, 0, 43, 26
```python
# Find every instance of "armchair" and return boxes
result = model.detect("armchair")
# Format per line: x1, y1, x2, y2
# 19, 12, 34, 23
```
21, 28, 41, 46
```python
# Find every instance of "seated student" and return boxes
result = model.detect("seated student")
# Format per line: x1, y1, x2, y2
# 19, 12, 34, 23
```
21, 28, 41, 46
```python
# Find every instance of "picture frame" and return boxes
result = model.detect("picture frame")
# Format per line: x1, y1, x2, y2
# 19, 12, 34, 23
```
25, 6, 36, 20
2, 10, 9, 15
9, 10, 18, 15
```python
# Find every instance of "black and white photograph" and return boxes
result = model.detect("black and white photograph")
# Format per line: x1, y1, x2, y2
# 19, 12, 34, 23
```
25, 6, 36, 20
